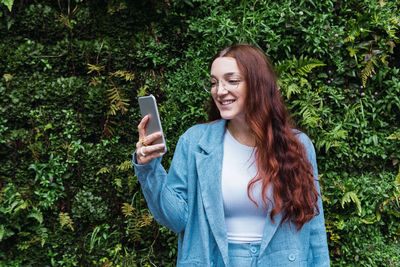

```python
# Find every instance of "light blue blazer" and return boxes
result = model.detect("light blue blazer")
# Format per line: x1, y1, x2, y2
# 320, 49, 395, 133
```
133, 119, 330, 266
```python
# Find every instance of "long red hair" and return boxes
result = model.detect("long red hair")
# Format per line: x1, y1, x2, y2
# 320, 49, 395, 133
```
208, 44, 319, 230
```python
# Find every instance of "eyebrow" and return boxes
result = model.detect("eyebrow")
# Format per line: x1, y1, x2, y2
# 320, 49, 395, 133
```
210, 72, 240, 79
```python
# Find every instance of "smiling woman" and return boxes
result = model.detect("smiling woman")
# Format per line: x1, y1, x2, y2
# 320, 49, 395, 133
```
133, 44, 330, 266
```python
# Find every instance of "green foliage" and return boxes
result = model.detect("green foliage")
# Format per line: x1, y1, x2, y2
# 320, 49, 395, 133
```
59, 212, 74, 231
0, 0, 399, 265
0, 0, 14, 11
71, 189, 109, 224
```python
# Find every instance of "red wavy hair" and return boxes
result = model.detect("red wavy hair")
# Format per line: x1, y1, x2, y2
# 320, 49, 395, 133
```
208, 44, 319, 230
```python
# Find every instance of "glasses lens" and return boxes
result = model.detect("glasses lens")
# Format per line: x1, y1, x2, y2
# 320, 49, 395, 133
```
202, 78, 241, 92
225, 78, 241, 91
202, 78, 213, 93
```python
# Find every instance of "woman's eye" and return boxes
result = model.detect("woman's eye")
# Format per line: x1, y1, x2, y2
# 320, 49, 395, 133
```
210, 81, 217, 87
229, 80, 240, 84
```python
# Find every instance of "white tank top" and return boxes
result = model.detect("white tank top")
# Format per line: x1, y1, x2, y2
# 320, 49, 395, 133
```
222, 129, 269, 244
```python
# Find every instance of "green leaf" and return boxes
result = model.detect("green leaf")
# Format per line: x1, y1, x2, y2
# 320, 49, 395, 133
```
27, 209, 43, 224
341, 191, 362, 216
59, 212, 74, 231
121, 203, 134, 217
0, 225, 4, 241
347, 47, 359, 57
0, 224, 14, 241
387, 131, 400, 140
43, 123, 52, 132
1, 0, 14, 11
114, 178, 122, 188
97, 167, 111, 175
360, 217, 377, 224
395, 166, 400, 187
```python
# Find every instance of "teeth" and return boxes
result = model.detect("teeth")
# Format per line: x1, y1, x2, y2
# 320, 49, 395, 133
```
221, 100, 234, 105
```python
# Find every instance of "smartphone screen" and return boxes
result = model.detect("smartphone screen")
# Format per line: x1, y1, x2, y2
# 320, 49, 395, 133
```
138, 95, 167, 153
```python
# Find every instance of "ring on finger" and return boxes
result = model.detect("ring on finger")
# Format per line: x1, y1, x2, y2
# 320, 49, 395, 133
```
140, 147, 146, 157
140, 138, 148, 147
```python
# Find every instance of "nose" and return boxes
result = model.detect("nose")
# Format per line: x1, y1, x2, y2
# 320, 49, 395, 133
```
216, 81, 228, 95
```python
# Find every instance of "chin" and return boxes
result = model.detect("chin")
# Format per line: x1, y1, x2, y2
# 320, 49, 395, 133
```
219, 112, 239, 121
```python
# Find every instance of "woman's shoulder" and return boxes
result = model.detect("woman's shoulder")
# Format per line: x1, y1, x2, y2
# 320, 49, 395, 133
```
181, 119, 225, 140
292, 129, 314, 150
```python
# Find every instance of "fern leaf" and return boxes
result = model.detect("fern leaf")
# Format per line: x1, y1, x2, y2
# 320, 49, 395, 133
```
286, 83, 301, 99
107, 85, 130, 115
274, 60, 294, 76
137, 85, 148, 97
114, 178, 122, 188
346, 47, 358, 58
387, 131, 400, 140
128, 223, 142, 242
296, 56, 326, 76
344, 35, 355, 43
121, 203, 134, 217
380, 54, 389, 65
87, 63, 105, 74
89, 77, 102, 87
3, 74, 14, 82
300, 108, 319, 127
341, 191, 362, 216
138, 213, 153, 227
117, 160, 133, 171
27, 208, 43, 224
361, 60, 374, 87
108, 104, 118, 116
102, 118, 116, 138
124, 72, 135, 81
59, 212, 74, 231
97, 167, 111, 175
111, 70, 135, 81
275, 56, 325, 77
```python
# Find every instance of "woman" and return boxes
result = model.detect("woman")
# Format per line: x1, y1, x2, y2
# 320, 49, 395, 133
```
133, 44, 330, 266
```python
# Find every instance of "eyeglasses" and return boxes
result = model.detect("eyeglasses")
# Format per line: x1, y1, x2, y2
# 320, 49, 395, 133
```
202, 77, 242, 93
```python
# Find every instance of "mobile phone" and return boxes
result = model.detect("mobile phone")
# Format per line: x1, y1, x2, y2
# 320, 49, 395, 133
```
138, 95, 167, 153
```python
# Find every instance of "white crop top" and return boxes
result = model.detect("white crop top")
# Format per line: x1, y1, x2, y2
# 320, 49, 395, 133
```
222, 129, 270, 244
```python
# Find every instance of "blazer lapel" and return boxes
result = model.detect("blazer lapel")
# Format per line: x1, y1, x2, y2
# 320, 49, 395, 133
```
195, 120, 229, 265
259, 212, 282, 256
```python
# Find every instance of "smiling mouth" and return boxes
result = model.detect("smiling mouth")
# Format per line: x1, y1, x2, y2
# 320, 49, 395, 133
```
220, 100, 235, 105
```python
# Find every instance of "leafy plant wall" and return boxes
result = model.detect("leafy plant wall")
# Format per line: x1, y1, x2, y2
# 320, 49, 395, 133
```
0, 0, 399, 266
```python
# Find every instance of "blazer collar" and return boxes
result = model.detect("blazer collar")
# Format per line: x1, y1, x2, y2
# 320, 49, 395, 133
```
197, 119, 227, 154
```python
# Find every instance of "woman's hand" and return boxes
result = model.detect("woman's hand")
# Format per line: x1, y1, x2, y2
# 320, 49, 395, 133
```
136, 115, 166, 165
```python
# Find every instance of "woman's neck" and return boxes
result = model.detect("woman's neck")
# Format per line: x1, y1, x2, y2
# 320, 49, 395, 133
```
226, 119, 255, 147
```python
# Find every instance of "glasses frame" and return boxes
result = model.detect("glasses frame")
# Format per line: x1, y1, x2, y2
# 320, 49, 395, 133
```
202, 76, 242, 93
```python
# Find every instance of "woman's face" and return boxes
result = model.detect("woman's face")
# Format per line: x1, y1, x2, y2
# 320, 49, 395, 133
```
210, 57, 246, 124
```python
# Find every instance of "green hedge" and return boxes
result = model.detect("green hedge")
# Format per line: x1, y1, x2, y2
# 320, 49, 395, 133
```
0, 0, 399, 266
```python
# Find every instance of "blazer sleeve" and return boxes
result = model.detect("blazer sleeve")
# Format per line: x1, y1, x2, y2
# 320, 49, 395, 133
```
132, 135, 189, 233
299, 133, 331, 266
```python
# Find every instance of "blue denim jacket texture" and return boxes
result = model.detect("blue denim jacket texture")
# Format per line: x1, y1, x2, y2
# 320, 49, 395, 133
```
133, 119, 330, 266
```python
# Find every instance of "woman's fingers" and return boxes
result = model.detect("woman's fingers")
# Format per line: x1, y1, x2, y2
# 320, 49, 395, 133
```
137, 115, 150, 138
136, 131, 163, 149
140, 143, 165, 155
136, 115, 165, 164
136, 144, 165, 165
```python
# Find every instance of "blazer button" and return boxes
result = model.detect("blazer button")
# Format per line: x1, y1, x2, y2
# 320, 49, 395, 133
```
288, 254, 296, 261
